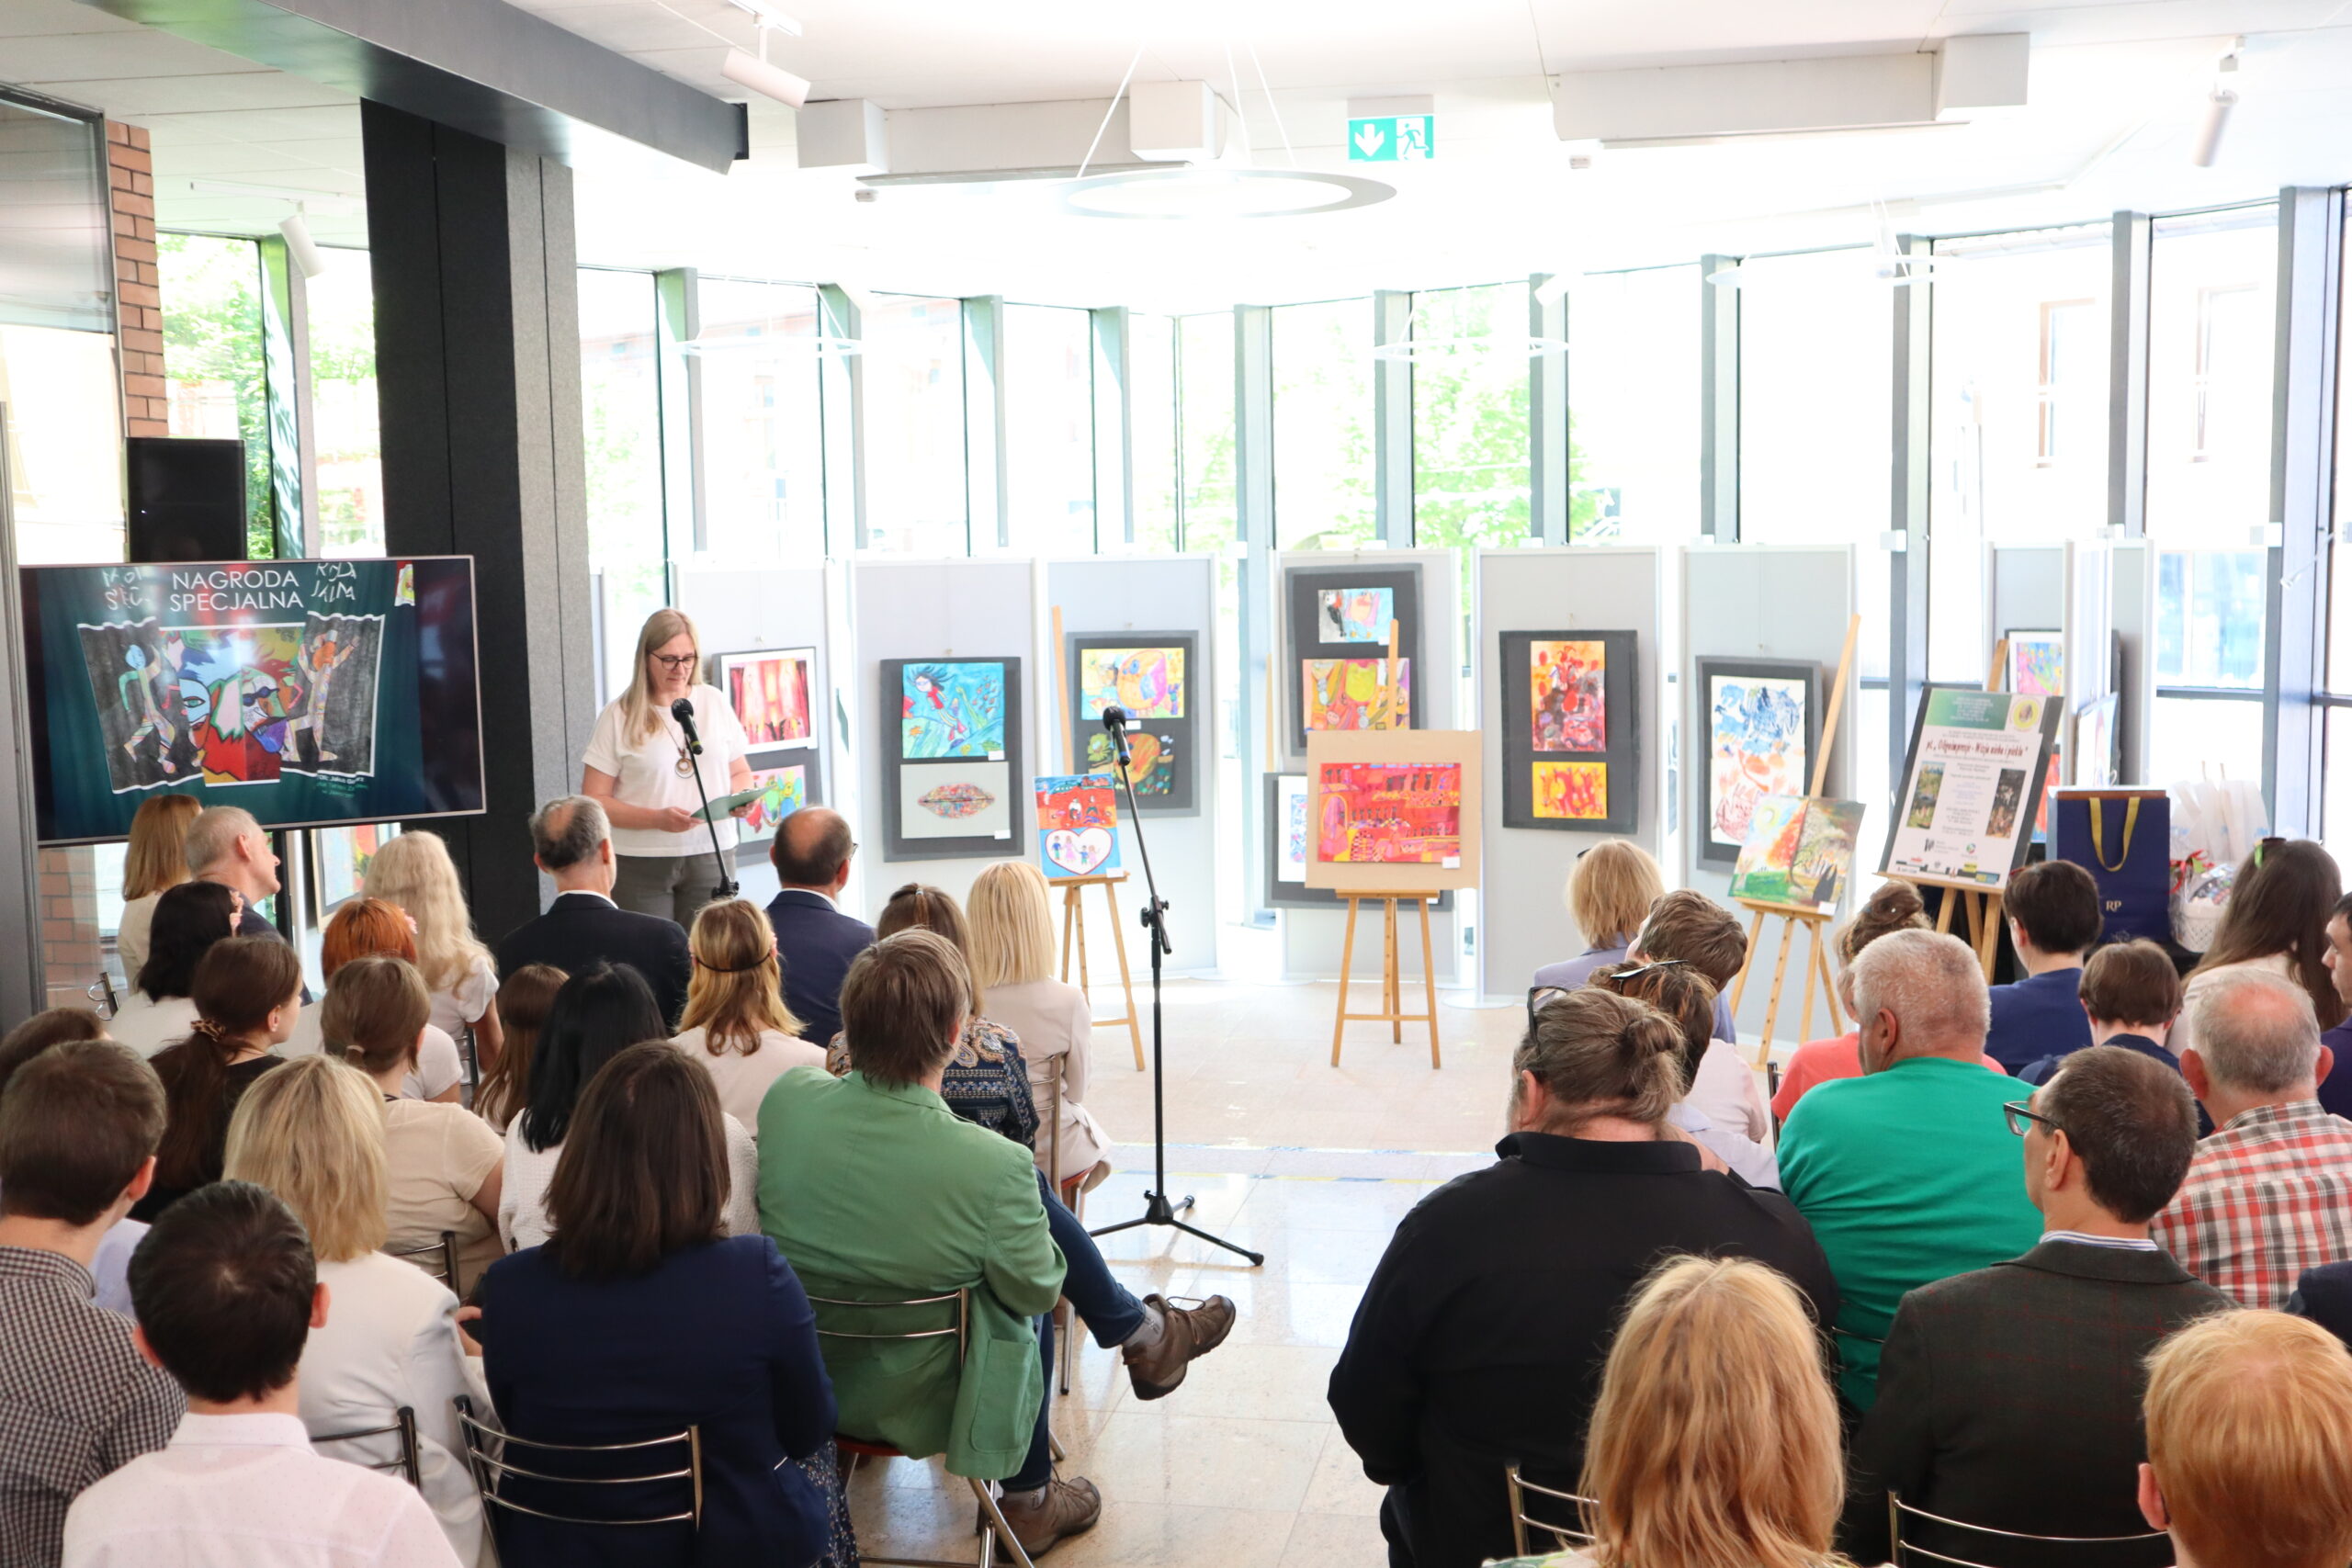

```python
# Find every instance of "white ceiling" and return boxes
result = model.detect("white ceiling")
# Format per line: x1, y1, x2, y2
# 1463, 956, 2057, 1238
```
4, 0, 2351, 308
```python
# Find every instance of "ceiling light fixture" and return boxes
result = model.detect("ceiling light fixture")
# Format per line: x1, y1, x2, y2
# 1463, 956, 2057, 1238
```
1060, 167, 1393, 220
2192, 39, 2242, 167
278, 208, 328, 279
723, 0, 802, 36
719, 1, 810, 109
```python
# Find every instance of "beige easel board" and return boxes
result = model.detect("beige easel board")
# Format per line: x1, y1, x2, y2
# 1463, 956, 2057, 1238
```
1304, 729, 1482, 895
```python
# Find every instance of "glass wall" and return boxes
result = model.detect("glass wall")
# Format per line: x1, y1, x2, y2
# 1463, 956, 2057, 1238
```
1410, 283, 1532, 550
306, 251, 382, 558
1272, 299, 1374, 550
155, 233, 272, 557
1571, 266, 1700, 544
1002, 303, 1095, 556
862, 294, 967, 556
1177, 313, 1238, 553
2144, 207, 2277, 787
1128, 313, 1180, 552
578, 268, 666, 704
693, 276, 824, 569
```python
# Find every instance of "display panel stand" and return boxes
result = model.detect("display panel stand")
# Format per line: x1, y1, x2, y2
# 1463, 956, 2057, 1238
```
1052, 871, 1144, 1071
1725, 613, 1861, 1058
1887, 637, 2014, 980
1331, 890, 1441, 1067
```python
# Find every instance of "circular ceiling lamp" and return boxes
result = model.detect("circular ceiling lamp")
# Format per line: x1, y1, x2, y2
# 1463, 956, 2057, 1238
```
1371, 334, 1566, 363
1060, 167, 1395, 220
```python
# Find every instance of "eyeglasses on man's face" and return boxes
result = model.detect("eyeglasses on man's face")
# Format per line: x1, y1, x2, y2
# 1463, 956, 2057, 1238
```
2003, 1100, 2063, 1138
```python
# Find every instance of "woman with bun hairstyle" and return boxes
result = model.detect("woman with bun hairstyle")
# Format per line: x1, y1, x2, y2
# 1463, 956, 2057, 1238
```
1329, 987, 1838, 1568
1770, 883, 2005, 1122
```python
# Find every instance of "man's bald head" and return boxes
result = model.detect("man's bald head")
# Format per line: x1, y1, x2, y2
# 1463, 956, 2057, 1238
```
2191, 968, 2323, 1096
773, 807, 854, 890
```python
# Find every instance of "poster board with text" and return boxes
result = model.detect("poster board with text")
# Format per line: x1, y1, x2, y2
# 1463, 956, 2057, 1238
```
1881, 686, 2062, 890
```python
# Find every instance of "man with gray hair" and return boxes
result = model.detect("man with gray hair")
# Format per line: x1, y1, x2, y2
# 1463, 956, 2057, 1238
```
1780, 928, 2043, 1410
2151, 967, 2352, 1307
493, 795, 693, 1028
184, 806, 307, 1000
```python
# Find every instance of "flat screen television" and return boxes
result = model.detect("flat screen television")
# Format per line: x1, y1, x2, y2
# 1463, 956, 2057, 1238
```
20, 557, 484, 845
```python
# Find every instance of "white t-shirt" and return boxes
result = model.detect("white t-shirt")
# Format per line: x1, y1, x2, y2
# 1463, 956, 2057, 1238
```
670, 1026, 829, 1132
283, 1011, 464, 1101
426, 953, 497, 1041
500, 1110, 759, 1252
107, 994, 201, 1058
582, 684, 750, 859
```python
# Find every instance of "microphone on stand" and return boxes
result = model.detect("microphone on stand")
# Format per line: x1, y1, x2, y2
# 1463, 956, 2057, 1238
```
1101, 704, 1133, 767
671, 697, 702, 751
671, 697, 738, 902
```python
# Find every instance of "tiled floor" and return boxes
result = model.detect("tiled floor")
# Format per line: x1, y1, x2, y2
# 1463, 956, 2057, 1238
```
841, 977, 1528, 1568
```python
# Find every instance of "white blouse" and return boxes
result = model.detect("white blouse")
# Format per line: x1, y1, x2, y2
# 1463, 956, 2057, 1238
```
985, 976, 1112, 1183
582, 683, 751, 859
669, 1026, 829, 1133
426, 953, 498, 1042
499, 1110, 760, 1252
283, 1011, 464, 1101
106, 994, 201, 1059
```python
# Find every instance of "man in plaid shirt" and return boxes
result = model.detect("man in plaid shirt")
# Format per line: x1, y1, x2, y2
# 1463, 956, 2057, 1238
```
2153, 968, 2352, 1307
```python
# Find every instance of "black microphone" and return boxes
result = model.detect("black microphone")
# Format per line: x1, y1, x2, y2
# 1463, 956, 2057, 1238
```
1100, 704, 1132, 766
671, 696, 702, 755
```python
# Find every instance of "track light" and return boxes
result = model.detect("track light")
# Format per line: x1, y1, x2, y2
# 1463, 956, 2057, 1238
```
277, 208, 328, 278
2192, 39, 2241, 168
722, 48, 810, 108
724, 0, 801, 34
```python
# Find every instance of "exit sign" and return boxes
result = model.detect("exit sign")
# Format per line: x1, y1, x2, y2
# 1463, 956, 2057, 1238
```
1348, 114, 1434, 162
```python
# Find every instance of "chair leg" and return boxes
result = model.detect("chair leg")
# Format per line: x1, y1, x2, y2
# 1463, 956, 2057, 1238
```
970, 1479, 1038, 1568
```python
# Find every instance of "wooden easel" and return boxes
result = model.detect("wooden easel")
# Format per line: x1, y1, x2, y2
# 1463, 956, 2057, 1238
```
1886, 637, 2015, 982
1052, 871, 1147, 1071
1726, 614, 1861, 1060
1331, 889, 1442, 1067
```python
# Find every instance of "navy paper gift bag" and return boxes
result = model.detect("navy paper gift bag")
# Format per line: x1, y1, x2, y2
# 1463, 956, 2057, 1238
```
2051, 789, 2171, 944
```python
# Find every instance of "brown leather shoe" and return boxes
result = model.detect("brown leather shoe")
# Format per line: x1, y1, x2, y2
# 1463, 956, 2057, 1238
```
1124, 1292, 1237, 1401
993, 1473, 1102, 1557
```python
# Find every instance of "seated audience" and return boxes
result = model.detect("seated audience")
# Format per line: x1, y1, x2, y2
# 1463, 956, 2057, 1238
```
1594, 959, 1779, 1187
825, 885, 1042, 1148
496, 796, 692, 1029
295, 898, 463, 1100
2289, 1258, 2352, 1347
223, 1055, 485, 1565
107, 882, 240, 1059
479, 1045, 851, 1567
1778, 930, 2041, 1410
60, 1181, 456, 1567
112, 794, 200, 991
670, 897, 825, 1131
503, 962, 756, 1250
2138, 1311, 2352, 1568
2152, 968, 2352, 1307
1530, 840, 1666, 994
2019, 937, 2184, 1085
2172, 837, 2346, 1059
133, 938, 301, 1221
184, 807, 308, 1006
763, 807, 875, 1044
2316, 888, 2352, 1119
364, 831, 504, 1070
759, 931, 1098, 1555
1327, 987, 1837, 1568
1842, 1045, 2232, 1567
1984, 858, 2103, 1074
0, 1040, 182, 1566
322, 957, 503, 1295
1488, 1257, 1847, 1568
1626, 890, 1764, 1136
470, 964, 562, 1134
0, 1010, 146, 1315
967, 862, 1114, 1190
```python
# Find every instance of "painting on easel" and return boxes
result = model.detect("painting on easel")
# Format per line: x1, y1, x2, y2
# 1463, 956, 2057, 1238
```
1729, 795, 1867, 913
1304, 729, 1482, 894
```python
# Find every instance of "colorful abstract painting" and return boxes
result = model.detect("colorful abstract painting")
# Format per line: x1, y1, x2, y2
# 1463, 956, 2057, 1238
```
1707, 672, 1810, 851
1085, 729, 1176, 795
1316, 761, 1463, 864
1532, 761, 1608, 820
739, 761, 809, 839
901, 661, 1007, 760
1283, 777, 1310, 882
1728, 795, 1865, 911
1530, 640, 1606, 752
1303, 659, 1411, 732
1035, 773, 1123, 878
1317, 587, 1396, 644
726, 650, 814, 747
2007, 632, 2064, 699
1727, 795, 1808, 903
1078, 647, 1184, 720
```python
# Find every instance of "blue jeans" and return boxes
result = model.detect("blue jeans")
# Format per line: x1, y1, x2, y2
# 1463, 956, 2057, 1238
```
1009, 1169, 1145, 1489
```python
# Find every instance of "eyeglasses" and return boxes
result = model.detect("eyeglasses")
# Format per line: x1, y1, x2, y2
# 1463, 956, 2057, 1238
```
1599, 958, 1689, 987
2003, 1100, 2064, 1138
650, 653, 696, 671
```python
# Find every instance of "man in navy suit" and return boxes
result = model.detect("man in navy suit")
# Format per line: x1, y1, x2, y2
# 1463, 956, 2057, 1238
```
496, 795, 694, 1028
764, 807, 874, 1045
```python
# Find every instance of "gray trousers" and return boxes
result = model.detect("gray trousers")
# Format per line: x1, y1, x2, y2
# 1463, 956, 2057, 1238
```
612, 847, 740, 930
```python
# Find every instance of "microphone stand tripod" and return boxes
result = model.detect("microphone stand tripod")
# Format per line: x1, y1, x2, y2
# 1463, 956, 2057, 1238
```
674, 706, 740, 905
1086, 710, 1264, 1266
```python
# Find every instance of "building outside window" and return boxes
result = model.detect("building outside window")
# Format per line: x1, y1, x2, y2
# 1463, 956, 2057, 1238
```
155, 233, 273, 558
306, 253, 383, 558
692, 276, 825, 570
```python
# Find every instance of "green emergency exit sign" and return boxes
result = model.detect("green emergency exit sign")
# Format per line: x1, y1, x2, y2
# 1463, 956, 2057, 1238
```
1348, 114, 1435, 162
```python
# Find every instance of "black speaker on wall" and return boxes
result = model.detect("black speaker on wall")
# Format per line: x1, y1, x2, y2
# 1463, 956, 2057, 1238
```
126, 436, 247, 563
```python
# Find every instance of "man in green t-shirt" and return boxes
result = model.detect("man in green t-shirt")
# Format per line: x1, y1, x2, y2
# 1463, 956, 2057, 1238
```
1780, 927, 2042, 1410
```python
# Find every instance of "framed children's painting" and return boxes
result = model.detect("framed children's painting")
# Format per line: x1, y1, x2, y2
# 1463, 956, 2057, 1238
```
880, 656, 1024, 860
713, 647, 817, 749
1283, 563, 1423, 756
1065, 631, 1201, 815
1303, 729, 1482, 895
1498, 628, 1640, 833
1695, 657, 1821, 869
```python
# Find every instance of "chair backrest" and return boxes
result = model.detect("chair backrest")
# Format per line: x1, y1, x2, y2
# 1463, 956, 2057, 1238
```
1889, 1490, 2174, 1568
808, 1286, 971, 1357
1506, 1463, 1599, 1558
313, 1404, 422, 1490
386, 1230, 459, 1290
453, 1393, 704, 1529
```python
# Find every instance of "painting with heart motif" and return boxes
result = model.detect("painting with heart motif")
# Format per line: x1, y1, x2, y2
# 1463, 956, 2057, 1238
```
1035, 773, 1123, 879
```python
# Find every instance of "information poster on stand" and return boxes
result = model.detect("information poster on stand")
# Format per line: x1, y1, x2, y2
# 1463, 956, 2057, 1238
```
1881, 687, 2062, 889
